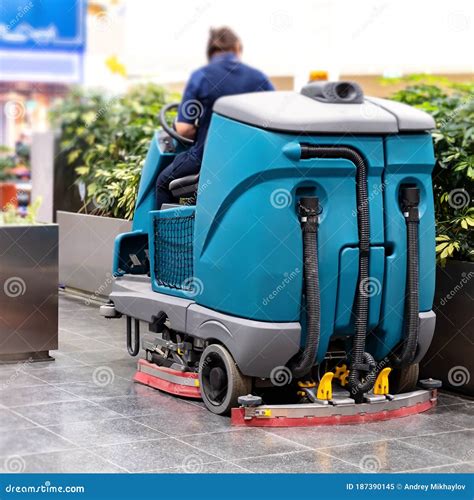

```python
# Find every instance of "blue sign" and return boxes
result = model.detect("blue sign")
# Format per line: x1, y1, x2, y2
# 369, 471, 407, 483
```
0, 0, 85, 52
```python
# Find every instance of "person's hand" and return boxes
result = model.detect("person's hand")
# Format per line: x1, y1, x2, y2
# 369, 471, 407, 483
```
175, 122, 197, 140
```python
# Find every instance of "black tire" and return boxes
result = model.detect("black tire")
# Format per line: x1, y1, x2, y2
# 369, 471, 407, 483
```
391, 363, 419, 394
199, 344, 252, 415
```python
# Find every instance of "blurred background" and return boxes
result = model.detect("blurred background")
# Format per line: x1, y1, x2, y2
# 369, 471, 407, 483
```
0, 0, 472, 401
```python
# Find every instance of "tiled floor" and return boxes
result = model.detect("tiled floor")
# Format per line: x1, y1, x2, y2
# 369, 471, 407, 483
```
0, 294, 473, 474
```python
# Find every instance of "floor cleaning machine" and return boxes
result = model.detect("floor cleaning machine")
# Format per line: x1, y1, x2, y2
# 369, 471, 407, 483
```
101, 80, 441, 425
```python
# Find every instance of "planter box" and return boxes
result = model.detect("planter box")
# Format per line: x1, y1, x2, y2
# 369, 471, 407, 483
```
420, 260, 474, 396
0, 224, 58, 362
57, 211, 131, 298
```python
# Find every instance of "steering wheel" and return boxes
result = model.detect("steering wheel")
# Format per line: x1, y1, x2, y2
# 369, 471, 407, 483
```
159, 103, 195, 147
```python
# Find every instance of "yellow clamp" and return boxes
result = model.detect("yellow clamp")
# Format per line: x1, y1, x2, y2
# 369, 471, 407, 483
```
297, 380, 316, 389
334, 364, 350, 387
374, 367, 392, 395
317, 372, 334, 400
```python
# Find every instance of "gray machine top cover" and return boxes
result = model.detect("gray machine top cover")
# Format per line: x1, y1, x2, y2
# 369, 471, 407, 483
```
214, 91, 435, 134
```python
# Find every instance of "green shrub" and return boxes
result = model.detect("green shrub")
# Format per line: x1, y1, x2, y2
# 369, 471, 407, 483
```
391, 82, 474, 264
50, 84, 177, 220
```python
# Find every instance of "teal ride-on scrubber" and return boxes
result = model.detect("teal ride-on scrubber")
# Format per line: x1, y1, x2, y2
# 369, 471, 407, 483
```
101, 81, 441, 425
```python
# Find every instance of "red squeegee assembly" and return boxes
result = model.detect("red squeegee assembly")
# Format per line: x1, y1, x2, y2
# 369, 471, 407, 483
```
133, 359, 201, 399
133, 360, 438, 427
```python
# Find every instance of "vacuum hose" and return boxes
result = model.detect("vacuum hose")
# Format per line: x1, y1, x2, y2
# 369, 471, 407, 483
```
290, 197, 321, 378
393, 186, 420, 366
299, 145, 377, 399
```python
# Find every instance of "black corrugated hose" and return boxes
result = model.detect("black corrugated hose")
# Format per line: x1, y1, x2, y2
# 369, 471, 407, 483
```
393, 186, 420, 366
291, 197, 321, 378
297, 145, 378, 399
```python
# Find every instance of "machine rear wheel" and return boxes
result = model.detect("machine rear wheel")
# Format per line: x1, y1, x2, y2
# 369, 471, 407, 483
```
199, 344, 251, 415
391, 363, 419, 394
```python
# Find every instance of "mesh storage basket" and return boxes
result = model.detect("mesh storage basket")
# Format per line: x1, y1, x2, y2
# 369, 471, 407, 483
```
153, 213, 195, 290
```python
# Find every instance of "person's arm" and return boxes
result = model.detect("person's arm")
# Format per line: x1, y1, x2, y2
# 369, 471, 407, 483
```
176, 70, 204, 140
260, 75, 275, 91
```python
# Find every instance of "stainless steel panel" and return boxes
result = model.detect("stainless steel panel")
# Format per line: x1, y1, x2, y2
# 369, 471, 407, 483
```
57, 211, 131, 297
0, 224, 58, 360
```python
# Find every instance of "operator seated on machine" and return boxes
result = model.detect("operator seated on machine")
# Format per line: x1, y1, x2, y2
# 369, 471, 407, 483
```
155, 26, 274, 208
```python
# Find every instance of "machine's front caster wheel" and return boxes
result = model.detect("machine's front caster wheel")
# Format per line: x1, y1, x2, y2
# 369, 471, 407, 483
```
391, 363, 419, 393
199, 344, 251, 415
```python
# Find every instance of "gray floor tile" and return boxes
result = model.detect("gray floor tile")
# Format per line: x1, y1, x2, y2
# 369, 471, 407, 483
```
55, 379, 137, 400
180, 428, 308, 461
132, 407, 231, 437
234, 449, 361, 473
0, 427, 75, 457
88, 359, 137, 381
437, 393, 473, 406
265, 425, 381, 449
0, 408, 37, 431
14, 399, 121, 426
95, 391, 189, 418
361, 413, 462, 439
407, 462, 474, 473
15, 449, 124, 473
46, 417, 167, 447
91, 438, 219, 472
0, 371, 46, 389
27, 366, 101, 384
318, 439, 460, 472
153, 461, 249, 473
1, 385, 78, 408
65, 349, 132, 365
400, 429, 474, 462
424, 402, 474, 429
19, 353, 88, 369
58, 339, 113, 353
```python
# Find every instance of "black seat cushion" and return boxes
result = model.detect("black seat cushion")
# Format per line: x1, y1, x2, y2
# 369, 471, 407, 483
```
169, 173, 200, 197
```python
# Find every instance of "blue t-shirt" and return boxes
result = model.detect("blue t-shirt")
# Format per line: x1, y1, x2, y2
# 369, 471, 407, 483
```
177, 52, 274, 160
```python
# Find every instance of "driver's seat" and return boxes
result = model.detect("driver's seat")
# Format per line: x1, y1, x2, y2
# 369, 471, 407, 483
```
169, 173, 200, 200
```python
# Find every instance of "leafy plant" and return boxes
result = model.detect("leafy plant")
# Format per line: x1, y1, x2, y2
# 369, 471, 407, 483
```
0, 197, 41, 225
0, 155, 16, 181
391, 81, 474, 264
50, 84, 177, 219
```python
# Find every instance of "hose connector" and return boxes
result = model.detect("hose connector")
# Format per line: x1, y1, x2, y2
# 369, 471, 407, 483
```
400, 186, 420, 223
298, 197, 320, 232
